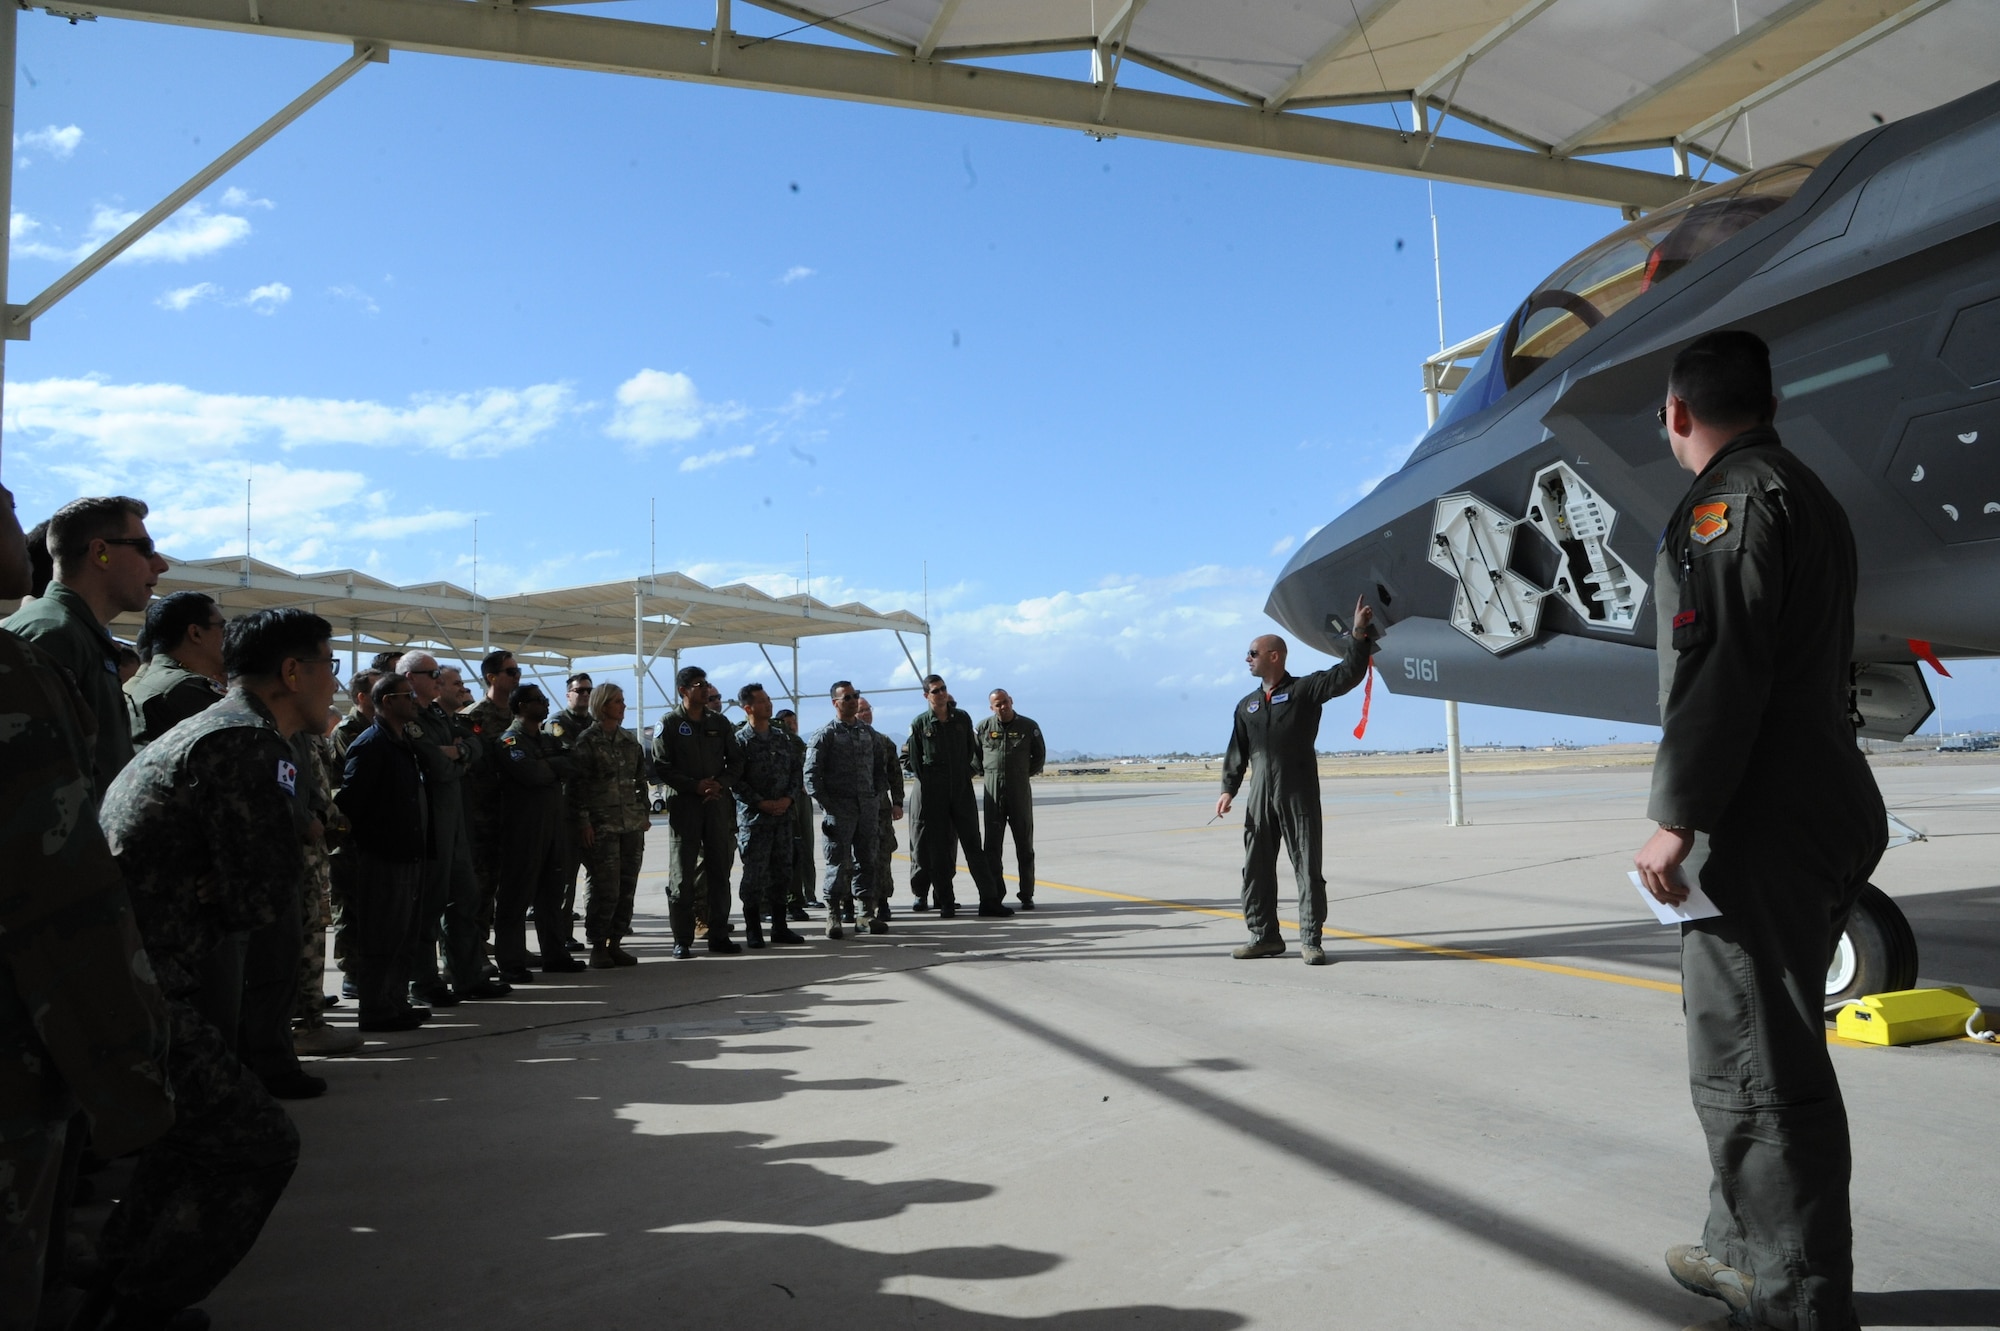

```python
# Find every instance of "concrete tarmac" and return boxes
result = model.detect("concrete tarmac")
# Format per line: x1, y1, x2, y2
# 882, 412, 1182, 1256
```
198, 758, 1997, 1329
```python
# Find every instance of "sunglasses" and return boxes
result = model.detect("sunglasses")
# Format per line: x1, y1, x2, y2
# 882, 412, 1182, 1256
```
1656, 402, 1671, 426
101, 536, 158, 557
501, 665, 521, 676
407, 668, 441, 679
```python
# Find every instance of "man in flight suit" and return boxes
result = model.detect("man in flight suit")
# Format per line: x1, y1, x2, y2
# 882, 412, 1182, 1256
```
907, 676, 1011, 918
775, 709, 816, 919
805, 681, 895, 937
976, 689, 1045, 909
1216, 597, 1376, 965
650, 665, 741, 954
1633, 330, 1885, 1331
856, 699, 905, 918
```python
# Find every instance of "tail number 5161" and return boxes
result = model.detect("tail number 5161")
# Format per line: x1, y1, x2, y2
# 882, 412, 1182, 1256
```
1403, 657, 1439, 683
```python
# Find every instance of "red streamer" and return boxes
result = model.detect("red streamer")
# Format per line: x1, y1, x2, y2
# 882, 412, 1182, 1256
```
1908, 638, 1952, 678
1352, 658, 1374, 740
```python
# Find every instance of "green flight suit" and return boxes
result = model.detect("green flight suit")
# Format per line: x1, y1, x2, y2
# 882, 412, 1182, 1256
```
2, 580, 131, 798
460, 696, 513, 947
1651, 426, 1885, 1331
1220, 638, 1374, 949
124, 654, 225, 748
906, 706, 1004, 912
494, 720, 574, 969
649, 705, 740, 947
547, 706, 594, 944
976, 713, 1045, 904
406, 701, 483, 995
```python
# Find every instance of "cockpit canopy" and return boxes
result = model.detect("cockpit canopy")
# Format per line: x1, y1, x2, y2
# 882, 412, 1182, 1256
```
1430, 153, 1829, 436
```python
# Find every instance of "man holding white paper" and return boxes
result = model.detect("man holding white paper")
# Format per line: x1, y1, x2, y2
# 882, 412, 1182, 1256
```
1632, 330, 1885, 1331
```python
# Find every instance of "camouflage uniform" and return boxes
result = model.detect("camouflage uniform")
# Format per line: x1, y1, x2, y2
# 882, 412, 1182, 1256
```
2, 580, 132, 797
123, 653, 225, 749
869, 728, 904, 913
408, 700, 483, 996
786, 727, 815, 912
459, 696, 513, 955
0, 629, 172, 1331
546, 707, 593, 948
733, 722, 801, 939
95, 688, 307, 1317
569, 723, 650, 946
805, 718, 894, 925
494, 719, 574, 969
293, 733, 344, 1026
650, 706, 740, 949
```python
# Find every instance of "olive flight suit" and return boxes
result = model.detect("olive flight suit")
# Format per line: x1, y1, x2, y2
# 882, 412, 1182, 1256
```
901, 739, 931, 907
650, 706, 741, 948
786, 726, 815, 912
124, 654, 225, 749
1652, 426, 1885, 1331
906, 706, 1006, 913
870, 728, 904, 912
460, 697, 515, 957
976, 713, 1045, 905
1220, 638, 1375, 950
407, 701, 484, 998
548, 706, 593, 946
2, 580, 132, 798
494, 719, 574, 971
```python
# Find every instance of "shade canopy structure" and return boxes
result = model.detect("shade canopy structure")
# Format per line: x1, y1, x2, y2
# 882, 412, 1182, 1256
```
91, 555, 930, 731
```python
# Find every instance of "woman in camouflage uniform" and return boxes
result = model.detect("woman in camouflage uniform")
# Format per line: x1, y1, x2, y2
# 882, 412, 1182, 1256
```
570, 683, 650, 968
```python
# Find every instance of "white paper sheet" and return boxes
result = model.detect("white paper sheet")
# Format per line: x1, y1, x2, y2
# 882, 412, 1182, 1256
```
1628, 869, 1722, 925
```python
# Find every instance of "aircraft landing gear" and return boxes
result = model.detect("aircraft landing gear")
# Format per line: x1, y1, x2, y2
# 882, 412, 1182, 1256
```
1825, 884, 1918, 1012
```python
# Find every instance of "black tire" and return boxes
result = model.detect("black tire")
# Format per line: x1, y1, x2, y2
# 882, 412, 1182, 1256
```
1825, 884, 1919, 1011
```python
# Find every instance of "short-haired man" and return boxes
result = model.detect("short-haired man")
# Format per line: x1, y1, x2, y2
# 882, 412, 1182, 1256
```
461, 649, 520, 967
733, 683, 806, 948
125, 590, 227, 747
335, 672, 432, 1030
1632, 330, 1886, 1331
492, 684, 585, 979
547, 671, 595, 953
855, 698, 905, 920
906, 676, 1011, 918
396, 651, 498, 1004
93, 607, 340, 1325
1218, 603, 1376, 965
0, 482, 172, 1331
2, 495, 169, 796
976, 689, 1045, 909
774, 708, 817, 919
438, 664, 474, 712
806, 681, 897, 936
649, 665, 742, 955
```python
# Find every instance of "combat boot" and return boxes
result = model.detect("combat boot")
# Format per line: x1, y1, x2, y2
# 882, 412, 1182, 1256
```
1666, 1245, 1755, 1317
744, 915, 766, 950
611, 939, 640, 966
769, 908, 805, 945
588, 943, 616, 969
1231, 938, 1285, 960
1302, 944, 1329, 966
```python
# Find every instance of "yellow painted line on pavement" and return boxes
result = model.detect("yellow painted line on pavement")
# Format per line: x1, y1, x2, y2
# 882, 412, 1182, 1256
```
895, 852, 1681, 995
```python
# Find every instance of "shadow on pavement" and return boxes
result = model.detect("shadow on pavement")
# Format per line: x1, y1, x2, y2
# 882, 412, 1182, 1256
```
1855, 1287, 2000, 1326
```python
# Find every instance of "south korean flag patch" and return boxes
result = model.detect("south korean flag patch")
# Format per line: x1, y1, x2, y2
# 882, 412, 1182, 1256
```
276, 758, 299, 796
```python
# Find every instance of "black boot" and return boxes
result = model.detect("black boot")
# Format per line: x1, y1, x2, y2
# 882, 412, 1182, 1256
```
769, 903, 805, 945
744, 913, 766, 950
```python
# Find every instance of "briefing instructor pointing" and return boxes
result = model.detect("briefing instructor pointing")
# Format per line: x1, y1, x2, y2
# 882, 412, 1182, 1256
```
1216, 594, 1377, 966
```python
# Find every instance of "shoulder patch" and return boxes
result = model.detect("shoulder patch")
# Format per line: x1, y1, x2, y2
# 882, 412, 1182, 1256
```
1690, 501, 1729, 545
1246, 701, 1260, 714
277, 758, 298, 795
678, 722, 693, 736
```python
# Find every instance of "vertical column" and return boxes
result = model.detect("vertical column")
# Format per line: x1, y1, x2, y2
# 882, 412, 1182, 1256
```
348, 618, 360, 680
1445, 699, 1466, 826
0, 2, 17, 458
633, 584, 646, 739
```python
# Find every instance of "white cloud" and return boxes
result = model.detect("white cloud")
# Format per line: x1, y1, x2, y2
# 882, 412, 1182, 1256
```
328, 283, 380, 314
5, 375, 581, 462
12, 201, 252, 265
779, 265, 816, 285
605, 369, 746, 449
16, 124, 83, 159
679, 444, 755, 473
157, 282, 221, 311
1269, 534, 1295, 557
241, 282, 291, 313
220, 186, 275, 210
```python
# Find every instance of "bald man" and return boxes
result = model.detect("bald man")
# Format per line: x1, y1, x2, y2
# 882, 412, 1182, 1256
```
1217, 596, 1377, 964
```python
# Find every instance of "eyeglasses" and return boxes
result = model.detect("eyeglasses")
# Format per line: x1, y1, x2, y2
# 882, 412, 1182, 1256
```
1656, 401, 1672, 427
101, 536, 158, 557
925, 686, 947, 696
407, 668, 441, 679
501, 665, 521, 676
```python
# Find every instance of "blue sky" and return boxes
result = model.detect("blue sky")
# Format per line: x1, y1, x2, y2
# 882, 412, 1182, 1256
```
5, 9, 1992, 752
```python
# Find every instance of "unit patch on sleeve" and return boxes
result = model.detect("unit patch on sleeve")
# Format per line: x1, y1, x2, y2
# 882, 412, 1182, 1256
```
1689, 501, 1730, 545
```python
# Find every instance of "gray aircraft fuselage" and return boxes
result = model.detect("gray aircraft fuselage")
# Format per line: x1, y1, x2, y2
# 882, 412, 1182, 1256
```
1269, 78, 2000, 737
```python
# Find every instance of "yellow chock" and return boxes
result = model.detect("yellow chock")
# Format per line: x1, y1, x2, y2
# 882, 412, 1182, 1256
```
1834, 987, 1983, 1046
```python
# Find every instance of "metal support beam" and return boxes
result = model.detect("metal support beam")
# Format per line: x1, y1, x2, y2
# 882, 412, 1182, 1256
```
892, 630, 925, 687
914, 0, 960, 61
709, 0, 726, 74
756, 642, 796, 707
63, 0, 1691, 210
1444, 700, 1466, 826
1675, 0, 1952, 154
1093, 0, 1144, 123
5, 40, 379, 339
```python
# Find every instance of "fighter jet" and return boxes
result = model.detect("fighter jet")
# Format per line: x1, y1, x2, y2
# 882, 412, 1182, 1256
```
1266, 77, 2000, 1005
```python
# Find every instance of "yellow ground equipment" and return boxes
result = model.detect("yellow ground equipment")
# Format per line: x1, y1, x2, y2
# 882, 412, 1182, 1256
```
1834, 987, 1986, 1046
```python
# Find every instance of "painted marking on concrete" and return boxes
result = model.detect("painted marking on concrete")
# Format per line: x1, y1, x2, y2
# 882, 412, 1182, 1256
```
537, 1014, 787, 1049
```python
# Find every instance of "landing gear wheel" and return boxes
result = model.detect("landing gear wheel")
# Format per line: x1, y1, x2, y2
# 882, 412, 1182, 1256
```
650, 797, 666, 814
1825, 884, 1919, 1012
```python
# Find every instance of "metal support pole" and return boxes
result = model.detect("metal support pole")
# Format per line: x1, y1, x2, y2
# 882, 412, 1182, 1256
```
0, 3, 13, 448
348, 618, 359, 680
7, 42, 382, 339
1445, 699, 1466, 826
791, 642, 800, 717
633, 584, 645, 738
